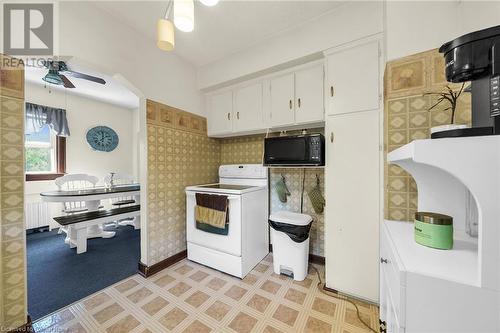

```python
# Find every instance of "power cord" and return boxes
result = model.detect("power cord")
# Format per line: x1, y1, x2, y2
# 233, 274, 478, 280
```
310, 265, 378, 333
300, 168, 306, 213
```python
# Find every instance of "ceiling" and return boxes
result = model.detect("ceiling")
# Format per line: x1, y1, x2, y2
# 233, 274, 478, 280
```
93, 1, 346, 67
25, 60, 140, 109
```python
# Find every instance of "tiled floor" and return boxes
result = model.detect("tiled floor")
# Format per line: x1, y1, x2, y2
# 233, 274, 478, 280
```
32, 255, 379, 333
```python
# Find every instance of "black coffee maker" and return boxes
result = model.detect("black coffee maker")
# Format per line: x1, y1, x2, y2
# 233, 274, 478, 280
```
435, 25, 500, 139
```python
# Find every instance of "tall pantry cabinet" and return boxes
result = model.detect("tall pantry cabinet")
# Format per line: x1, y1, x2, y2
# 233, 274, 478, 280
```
324, 37, 382, 302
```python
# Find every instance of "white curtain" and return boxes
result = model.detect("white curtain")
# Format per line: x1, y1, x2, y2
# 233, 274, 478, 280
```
25, 102, 71, 137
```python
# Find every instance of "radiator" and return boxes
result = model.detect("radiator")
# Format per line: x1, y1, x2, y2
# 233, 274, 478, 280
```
25, 201, 51, 230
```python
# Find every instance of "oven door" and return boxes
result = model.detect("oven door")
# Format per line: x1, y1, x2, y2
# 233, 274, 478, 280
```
186, 191, 242, 256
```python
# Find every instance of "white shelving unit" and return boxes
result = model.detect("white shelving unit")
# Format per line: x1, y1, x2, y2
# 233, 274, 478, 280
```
385, 220, 478, 286
381, 137, 500, 332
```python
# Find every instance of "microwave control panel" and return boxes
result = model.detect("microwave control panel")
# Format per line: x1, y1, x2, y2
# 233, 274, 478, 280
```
491, 76, 500, 117
309, 136, 322, 161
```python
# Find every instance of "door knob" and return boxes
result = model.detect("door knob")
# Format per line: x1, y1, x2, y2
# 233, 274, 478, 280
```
237, 111, 240, 120
289, 100, 292, 110
380, 258, 388, 264
330, 86, 334, 97
227, 113, 230, 120
330, 132, 334, 143
298, 98, 301, 108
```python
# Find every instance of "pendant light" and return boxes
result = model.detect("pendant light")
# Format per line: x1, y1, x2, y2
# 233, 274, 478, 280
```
200, 0, 219, 6
157, 19, 175, 51
157, 1, 175, 51
174, 0, 194, 32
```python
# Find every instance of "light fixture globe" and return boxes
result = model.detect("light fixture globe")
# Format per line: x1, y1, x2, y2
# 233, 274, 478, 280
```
200, 0, 219, 6
42, 69, 64, 85
174, 0, 194, 32
157, 19, 175, 51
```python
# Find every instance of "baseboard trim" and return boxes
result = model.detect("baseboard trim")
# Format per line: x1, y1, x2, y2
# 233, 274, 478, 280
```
138, 250, 187, 278
8, 315, 33, 332
268, 244, 325, 265
323, 284, 339, 294
323, 285, 379, 306
309, 253, 325, 265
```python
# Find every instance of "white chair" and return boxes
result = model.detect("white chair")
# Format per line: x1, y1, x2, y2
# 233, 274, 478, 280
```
54, 174, 100, 239
104, 172, 139, 229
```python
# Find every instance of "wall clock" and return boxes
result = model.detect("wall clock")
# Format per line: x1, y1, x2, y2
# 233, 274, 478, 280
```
86, 126, 119, 152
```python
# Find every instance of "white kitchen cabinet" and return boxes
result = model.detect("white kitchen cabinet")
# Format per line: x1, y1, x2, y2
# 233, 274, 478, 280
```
206, 61, 324, 137
295, 64, 324, 124
380, 220, 500, 333
326, 39, 380, 115
324, 109, 380, 302
269, 64, 325, 128
269, 73, 295, 128
324, 36, 383, 303
383, 137, 500, 332
207, 90, 233, 136
234, 82, 264, 132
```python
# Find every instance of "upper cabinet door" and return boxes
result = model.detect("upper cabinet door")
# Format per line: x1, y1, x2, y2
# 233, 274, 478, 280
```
326, 40, 380, 116
207, 91, 233, 136
234, 82, 264, 132
295, 64, 324, 124
270, 73, 295, 127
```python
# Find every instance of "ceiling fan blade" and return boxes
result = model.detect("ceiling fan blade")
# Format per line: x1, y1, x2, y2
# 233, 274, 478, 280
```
64, 70, 106, 85
59, 74, 76, 89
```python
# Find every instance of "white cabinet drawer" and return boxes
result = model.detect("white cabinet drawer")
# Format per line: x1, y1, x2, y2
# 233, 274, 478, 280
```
381, 225, 406, 327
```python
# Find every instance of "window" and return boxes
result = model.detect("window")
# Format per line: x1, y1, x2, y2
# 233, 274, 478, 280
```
25, 124, 66, 181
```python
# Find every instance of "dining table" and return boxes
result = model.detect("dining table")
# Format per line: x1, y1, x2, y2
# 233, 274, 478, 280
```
40, 184, 141, 240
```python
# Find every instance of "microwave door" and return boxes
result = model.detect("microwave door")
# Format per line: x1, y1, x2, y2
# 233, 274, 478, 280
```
266, 137, 308, 164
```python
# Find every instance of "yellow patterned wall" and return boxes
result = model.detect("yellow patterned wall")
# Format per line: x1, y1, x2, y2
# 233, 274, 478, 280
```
146, 99, 327, 261
146, 100, 220, 265
220, 135, 264, 165
219, 132, 325, 256
0, 55, 27, 329
384, 49, 471, 221
269, 169, 325, 256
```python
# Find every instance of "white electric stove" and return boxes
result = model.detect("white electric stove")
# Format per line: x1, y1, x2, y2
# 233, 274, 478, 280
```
185, 164, 269, 278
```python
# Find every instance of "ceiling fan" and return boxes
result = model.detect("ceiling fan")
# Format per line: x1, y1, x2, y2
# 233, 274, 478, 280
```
42, 60, 106, 89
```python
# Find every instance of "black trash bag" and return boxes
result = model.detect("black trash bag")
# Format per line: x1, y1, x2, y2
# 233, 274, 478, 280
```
269, 219, 312, 243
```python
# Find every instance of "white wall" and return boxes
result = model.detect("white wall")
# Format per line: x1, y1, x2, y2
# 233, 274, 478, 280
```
385, 1, 461, 61
198, 0, 500, 90
58, 2, 204, 116
25, 82, 135, 226
197, 1, 384, 90
458, 1, 500, 35
385, 0, 500, 62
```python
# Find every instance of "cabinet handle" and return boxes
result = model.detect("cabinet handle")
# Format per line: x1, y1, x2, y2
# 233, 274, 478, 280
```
237, 111, 240, 120
330, 86, 334, 97
289, 100, 293, 110
298, 98, 301, 108
380, 258, 388, 264
227, 113, 230, 120
330, 132, 334, 143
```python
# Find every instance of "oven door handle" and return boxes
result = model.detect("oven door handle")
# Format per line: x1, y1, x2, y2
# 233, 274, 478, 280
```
187, 192, 240, 200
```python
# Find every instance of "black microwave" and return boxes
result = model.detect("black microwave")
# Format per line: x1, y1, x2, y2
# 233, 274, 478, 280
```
264, 134, 325, 166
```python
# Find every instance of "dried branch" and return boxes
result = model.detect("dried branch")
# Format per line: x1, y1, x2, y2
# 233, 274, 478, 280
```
424, 82, 466, 124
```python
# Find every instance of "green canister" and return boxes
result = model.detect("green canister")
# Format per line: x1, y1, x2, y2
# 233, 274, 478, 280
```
414, 212, 453, 250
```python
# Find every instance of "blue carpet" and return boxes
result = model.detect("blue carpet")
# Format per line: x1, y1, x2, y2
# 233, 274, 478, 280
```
27, 226, 140, 321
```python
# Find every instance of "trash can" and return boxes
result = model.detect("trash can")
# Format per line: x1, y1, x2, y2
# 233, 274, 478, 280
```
269, 211, 313, 281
